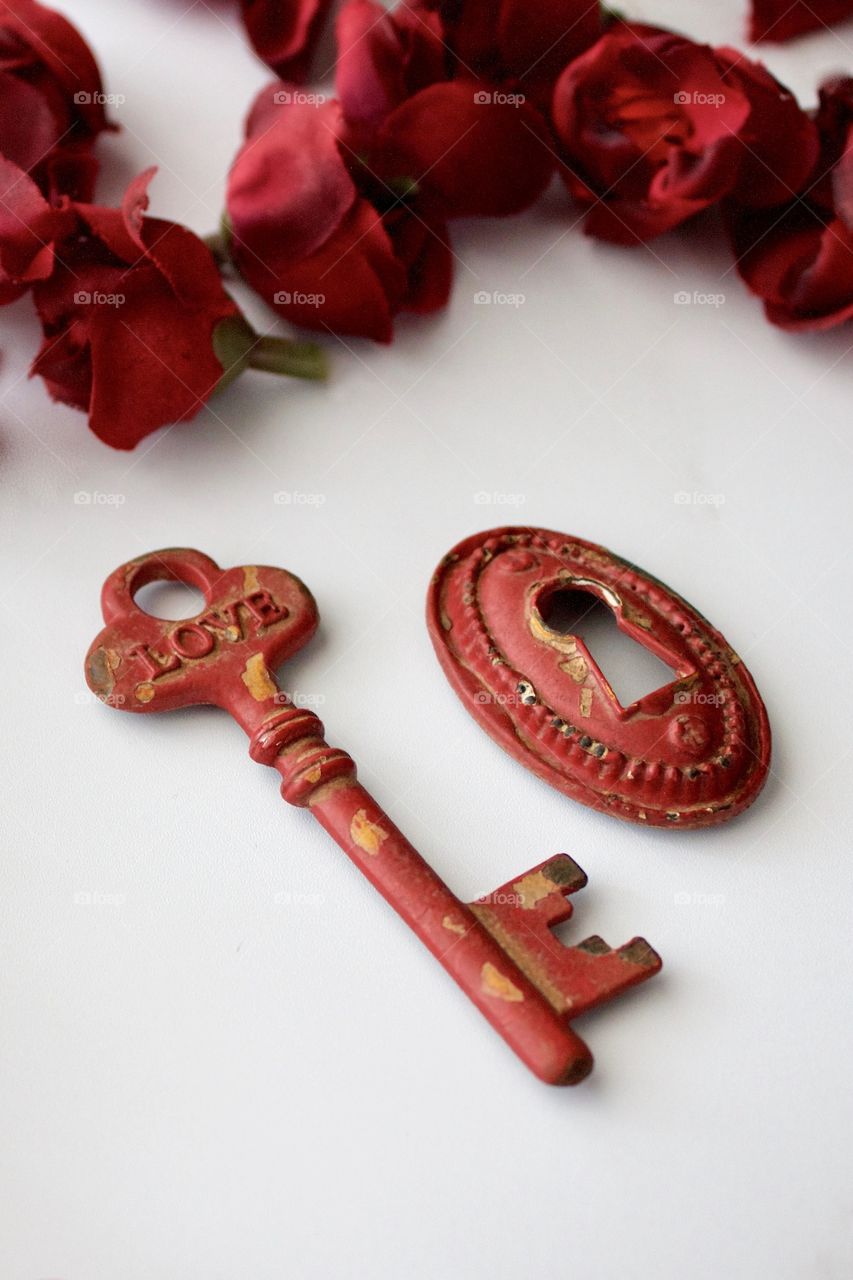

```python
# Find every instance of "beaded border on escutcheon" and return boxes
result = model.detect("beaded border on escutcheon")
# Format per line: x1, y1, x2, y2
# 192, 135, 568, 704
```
437, 531, 771, 827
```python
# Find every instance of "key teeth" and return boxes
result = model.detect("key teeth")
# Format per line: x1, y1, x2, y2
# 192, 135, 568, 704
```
573, 935, 662, 969
617, 937, 662, 971
473, 853, 587, 920
469, 857, 661, 1019
575, 934, 611, 956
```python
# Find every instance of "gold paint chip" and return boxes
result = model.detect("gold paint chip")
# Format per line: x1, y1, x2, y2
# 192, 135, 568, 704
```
350, 809, 388, 856
241, 653, 278, 702
481, 962, 524, 1003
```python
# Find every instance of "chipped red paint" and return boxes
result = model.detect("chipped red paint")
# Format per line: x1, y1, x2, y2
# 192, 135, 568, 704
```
428, 527, 771, 829
86, 548, 662, 1085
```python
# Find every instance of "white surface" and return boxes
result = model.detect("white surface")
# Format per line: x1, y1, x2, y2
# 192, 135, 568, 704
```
2, 2, 853, 1277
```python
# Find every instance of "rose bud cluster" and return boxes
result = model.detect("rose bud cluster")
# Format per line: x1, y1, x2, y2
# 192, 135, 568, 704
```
224, 0, 582, 341
750, 0, 853, 42
4, 0, 853, 449
223, 2, 853, 342
0, 0, 326, 448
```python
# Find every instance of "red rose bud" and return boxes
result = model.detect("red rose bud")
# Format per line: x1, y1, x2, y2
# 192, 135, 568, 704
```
371, 80, 554, 219
335, 0, 446, 137
27, 169, 325, 448
731, 204, 853, 331
729, 78, 853, 331
239, 0, 335, 79
0, 0, 113, 201
551, 25, 816, 243
226, 89, 453, 341
750, 0, 853, 42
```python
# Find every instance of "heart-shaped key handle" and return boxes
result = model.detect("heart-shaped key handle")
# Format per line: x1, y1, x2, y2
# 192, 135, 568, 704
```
87, 548, 318, 716
86, 548, 662, 1086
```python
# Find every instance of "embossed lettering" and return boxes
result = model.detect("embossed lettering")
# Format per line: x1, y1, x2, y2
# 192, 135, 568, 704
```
169, 623, 215, 659
127, 592, 288, 678
127, 643, 180, 680
200, 601, 243, 638
242, 590, 287, 627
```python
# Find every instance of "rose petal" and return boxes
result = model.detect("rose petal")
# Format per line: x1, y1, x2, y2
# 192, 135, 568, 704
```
239, 0, 335, 80
730, 202, 853, 330
717, 48, 818, 206
229, 92, 357, 266
375, 80, 553, 218
0, 155, 62, 289
336, 0, 445, 129
238, 197, 407, 342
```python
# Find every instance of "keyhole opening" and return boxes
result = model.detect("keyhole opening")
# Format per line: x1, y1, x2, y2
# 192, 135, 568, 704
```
134, 579, 206, 620
537, 588, 676, 706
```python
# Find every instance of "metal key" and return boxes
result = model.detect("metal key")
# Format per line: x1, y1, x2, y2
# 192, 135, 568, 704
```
85, 549, 661, 1085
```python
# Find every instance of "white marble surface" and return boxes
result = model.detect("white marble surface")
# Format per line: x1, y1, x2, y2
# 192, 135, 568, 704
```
1, 2, 852, 1277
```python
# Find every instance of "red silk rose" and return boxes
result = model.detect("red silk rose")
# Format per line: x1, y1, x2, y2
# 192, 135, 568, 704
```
0, 0, 111, 202
29, 169, 242, 447
729, 78, 853, 331
750, 0, 853, 42
551, 25, 817, 244
10, 168, 323, 447
239, 0, 335, 79
227, 92, 423, 341
366, 79, 554, 219
334, 0, 554, 218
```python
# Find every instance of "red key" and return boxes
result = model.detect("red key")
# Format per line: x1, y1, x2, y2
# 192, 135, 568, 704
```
85, 549, 661, 1085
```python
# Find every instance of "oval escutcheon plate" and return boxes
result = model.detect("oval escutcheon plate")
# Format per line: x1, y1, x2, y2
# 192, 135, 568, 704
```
427, 527, 771, 830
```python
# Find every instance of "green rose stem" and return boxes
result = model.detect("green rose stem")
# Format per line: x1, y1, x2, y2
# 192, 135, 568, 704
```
213, 315, 328, 395
204, 214, 233, 268
246, 335, 327, 379
203, 231, 230, 267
